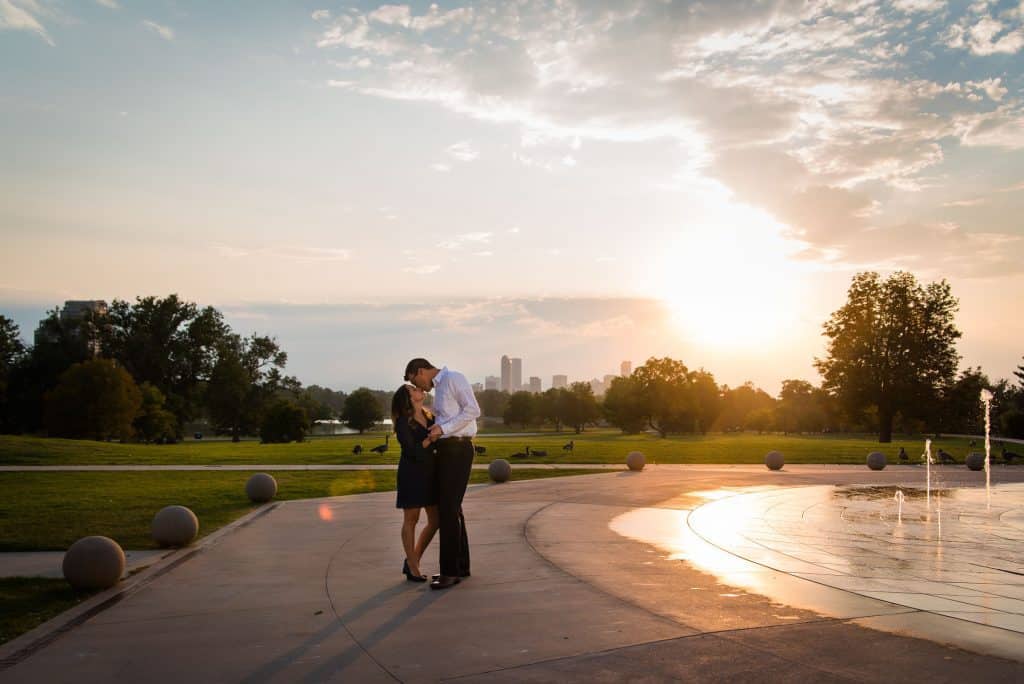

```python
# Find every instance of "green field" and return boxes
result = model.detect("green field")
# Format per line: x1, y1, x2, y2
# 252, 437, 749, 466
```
0, 432, 984, 466
0, 468, 606, 552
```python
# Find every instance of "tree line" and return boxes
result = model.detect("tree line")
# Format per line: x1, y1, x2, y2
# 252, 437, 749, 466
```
0, 296, 392, 442
1, 272, 1022, 444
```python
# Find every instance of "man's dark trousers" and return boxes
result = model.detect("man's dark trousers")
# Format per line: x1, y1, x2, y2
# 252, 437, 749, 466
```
435, 438, 473, 577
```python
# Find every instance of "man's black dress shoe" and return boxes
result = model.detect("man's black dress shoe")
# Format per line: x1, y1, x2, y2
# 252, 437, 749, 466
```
431, 572, 470, 581
430, 575, 461, 590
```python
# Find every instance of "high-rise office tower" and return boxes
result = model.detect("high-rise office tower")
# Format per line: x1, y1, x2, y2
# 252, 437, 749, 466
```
501, 355, 511, 392
603, 374, 617, 389
511, 358, 523, 393
552, 374, 568, 389
528, 377, 542, 394
621, 360, 632, 377
485, 375, 500, 391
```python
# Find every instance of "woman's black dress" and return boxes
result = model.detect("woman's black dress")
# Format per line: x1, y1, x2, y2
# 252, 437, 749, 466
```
395, 414, 438, 509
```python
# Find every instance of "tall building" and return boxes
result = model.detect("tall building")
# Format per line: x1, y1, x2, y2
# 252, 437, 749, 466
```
511, 358, 523, 393
552, 374, 568, 389
621, 360, 632, 377
471, 382, 483, 393
603, 374, 617, 390
500, 355, 511, 392
528, 376, 542, 394
590, 377, 605, 396
36, 300, 108, 356
485, 375, 500, 391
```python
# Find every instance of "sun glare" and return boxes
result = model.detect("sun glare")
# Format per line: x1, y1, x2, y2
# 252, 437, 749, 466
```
656, 204, 805, 351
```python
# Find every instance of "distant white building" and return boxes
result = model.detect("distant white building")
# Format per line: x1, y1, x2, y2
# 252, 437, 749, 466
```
528, 376, 542, 394
621, 360, 631, 377
471, 382, 483, 393
590, 377, 605, 396
511, 358, 523, 392
501, 356, 511, 392
552, 374, 568, 389
603, 374, 618, 390
485, 375, 500, 391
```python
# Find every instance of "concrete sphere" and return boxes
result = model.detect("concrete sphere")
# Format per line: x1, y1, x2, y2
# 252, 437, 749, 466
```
765, 451, 784, 471
62, 536, 125, 590
626, 451, 645, 471
152, 505, 199, 548
966, 452, 986, 471
488, 458, 512, 483
867, 451, 887, 471
246, 472, 278, 503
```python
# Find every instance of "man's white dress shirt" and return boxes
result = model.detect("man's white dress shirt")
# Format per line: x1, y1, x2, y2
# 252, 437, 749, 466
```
432, 367, 481, 438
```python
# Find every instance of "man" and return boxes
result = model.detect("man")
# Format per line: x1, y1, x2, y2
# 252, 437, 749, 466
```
405, 358, 481, 590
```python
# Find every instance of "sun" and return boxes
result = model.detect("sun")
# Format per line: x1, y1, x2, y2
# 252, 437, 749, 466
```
654, 205, 806, 351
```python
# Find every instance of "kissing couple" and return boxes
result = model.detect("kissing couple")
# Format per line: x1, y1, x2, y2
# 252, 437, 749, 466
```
391, 358, 481, 590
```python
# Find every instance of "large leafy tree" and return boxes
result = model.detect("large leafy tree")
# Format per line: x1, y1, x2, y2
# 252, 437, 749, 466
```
45, 360, 142, 441
815, 271, 961, 443
100, 295, 229, 430
562, 382, 600, 434
602, 377, 647, 433
503, 391, 537, 429
206, 334, 291, 441
632, 357, 698, 437
775, 379, 827, 434
260, 399, 309, 444
717, 382, 776, 432
342, 387, 384, 434
536, 387, 570, 432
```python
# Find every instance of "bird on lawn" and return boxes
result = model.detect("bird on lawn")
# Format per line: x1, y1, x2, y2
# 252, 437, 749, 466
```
937, 449, 957, 464
474, 445, 487, 455
352, 444, 363, 455
511, 448, 528, 458
898, 447, 908, 462
370, 433, 390, 455
562, 440, 574, 452
1003, 447, 1020, 464
531, 447, 548, 457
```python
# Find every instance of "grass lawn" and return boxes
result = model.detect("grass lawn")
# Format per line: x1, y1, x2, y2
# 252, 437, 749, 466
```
0, 468, 606, 552
0, 432, 987, 466
0, 577, 96, 646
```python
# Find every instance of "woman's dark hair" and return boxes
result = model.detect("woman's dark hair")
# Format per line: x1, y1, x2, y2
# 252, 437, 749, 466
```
391, 385, 413, 424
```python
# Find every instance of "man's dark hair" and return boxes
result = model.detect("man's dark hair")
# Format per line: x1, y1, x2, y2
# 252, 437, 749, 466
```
404, 358, 436, 381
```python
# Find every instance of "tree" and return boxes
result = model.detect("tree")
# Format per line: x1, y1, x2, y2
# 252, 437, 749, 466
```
691, 369, 722, 434
744, 407, 775, 433
1015, 356, 1024, 387
0, 316, 25, 431
537, 388, 569, 432
299, 385, 347, 420
815, 271, 960, 443
602, 377, 647, 433
100, 295, 229, 429
933, 367, 989, 435
775, 379, 827, 434
260, 400, 309, 443
342, 387, 383, 434
717, 382, 775, 432
563, 382, 600, 434
45, 360, 142, 440
503, 391, 536, 429
133, 383, 178, 443
475, 389, 510, 419
632, 357, 698, 437
206, 334, 291, 441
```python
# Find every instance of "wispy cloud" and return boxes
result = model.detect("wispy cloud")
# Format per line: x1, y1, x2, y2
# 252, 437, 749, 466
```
438, 232, 492, 250
213, 244, 351, 263
403, 264, 441, 275
95, 0, 119, 9
142, 19, 174, 41
0, 0, 55, 45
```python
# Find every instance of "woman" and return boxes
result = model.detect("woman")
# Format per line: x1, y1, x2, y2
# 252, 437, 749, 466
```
391, 383, 440, 582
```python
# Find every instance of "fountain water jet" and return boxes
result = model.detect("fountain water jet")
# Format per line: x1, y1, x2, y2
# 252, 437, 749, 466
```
981, 388, 993, 510
924, 439, 933, 507
894, 490, 905, 523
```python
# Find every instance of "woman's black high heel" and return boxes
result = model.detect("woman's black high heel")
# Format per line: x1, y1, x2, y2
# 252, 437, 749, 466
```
403, 559, 427, 583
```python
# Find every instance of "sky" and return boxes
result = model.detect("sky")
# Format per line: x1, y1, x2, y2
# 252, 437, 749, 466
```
2, 0, 1023, 394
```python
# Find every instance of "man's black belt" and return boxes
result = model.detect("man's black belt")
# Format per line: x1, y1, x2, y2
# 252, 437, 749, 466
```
439, 436, 474, 442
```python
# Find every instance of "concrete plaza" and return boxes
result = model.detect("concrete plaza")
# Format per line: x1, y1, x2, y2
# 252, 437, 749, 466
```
2, 465, 1023, 682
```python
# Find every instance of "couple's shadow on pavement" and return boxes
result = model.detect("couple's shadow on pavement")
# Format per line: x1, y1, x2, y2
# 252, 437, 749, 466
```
241, 580, 445, 683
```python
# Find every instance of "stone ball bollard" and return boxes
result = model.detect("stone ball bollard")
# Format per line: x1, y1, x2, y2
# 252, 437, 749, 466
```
246, 473, 278, 503
765, 451, 784, 471
867, 452, 887, 471
966, 452, 986, 471
626, 451, 645, 471
488, 458, 511, 483
152, 505, 199, 548
62, 536, 125, 590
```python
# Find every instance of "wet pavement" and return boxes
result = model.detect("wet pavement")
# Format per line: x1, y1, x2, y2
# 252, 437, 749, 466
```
1, 465, 1023, 682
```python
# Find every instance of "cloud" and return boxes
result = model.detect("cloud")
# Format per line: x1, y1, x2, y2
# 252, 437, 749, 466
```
402, 264, 441, 275
438, 232, 492, 250
313, 1, 1024, 277
95, 0, 119, 8
0, 0, 55, 45
311, 9, 329, 22
446, 140, 478, 162
213, 244, 351, 263
142, 19, 174, 41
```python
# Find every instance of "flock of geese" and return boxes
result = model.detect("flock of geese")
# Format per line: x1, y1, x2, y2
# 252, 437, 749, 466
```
349, 437, 577, 458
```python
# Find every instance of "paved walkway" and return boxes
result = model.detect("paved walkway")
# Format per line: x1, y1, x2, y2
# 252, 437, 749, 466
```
0, 550, 168, 580
2, 466, 1023, 682
0, 464, 625, 471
